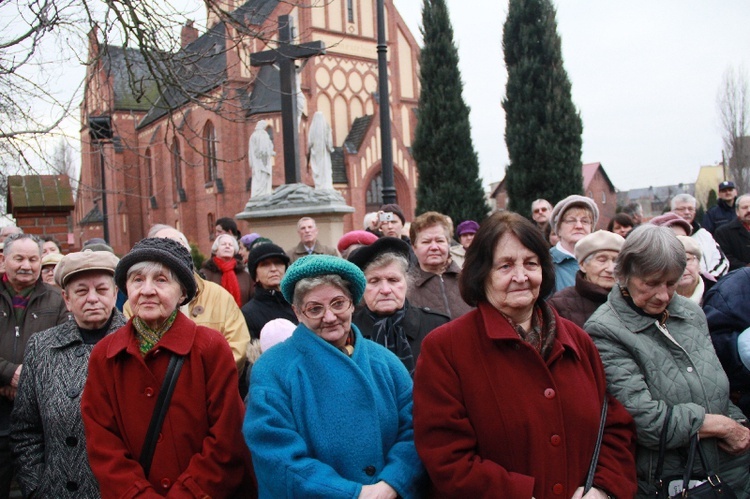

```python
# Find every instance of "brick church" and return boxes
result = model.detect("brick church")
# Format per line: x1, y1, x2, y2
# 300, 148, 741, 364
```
76, 0, 421, 256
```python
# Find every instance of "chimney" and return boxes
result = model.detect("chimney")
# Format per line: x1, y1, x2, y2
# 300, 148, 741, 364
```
181, 20, 198, 48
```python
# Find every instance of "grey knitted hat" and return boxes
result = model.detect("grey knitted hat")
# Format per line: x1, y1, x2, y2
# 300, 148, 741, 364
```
115, 237, 197, 306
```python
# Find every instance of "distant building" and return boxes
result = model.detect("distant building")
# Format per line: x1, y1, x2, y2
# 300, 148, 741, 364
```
617, 183, 695, 220
489, 162, 617, 230
694, 163, 726, 209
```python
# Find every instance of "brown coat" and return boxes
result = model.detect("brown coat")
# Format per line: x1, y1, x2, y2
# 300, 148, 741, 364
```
200, 258, 254, 307
406, 261, 473, 320
286, 241, 339, 263
547, 271, 610, 328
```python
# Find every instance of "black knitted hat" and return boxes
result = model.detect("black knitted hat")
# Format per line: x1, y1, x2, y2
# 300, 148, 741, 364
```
247, 243, 290, 280
115, 237, 197, 306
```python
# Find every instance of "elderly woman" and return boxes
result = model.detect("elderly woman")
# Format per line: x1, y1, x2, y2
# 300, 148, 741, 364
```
413, 211, 637, 498
349, 237, 448, 375
201, 232, 253, 306
244, 255, 425, 498
607, 212, 635, 238
81, 238, 254, 497
675, 235, 712, 304
407, 211, 472, 319
548, 231, 624, 328
549, 195, 600, 291
10, 250, 124, 497
585, 225, 750, 496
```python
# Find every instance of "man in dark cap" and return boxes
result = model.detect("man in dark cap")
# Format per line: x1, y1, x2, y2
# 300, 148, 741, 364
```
703, 180, 738, 235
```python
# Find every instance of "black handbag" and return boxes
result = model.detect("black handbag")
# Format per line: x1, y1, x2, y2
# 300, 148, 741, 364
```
654, 407, 737, 498
583, 397, 608, 494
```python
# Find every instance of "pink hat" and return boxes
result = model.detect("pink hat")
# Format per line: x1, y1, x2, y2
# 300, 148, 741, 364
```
259, 319, 296, 353
649, 212, 693, 236
337, 230, 379, 253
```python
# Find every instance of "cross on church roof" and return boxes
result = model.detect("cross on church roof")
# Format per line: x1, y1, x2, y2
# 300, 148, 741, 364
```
250, 15, 325, 185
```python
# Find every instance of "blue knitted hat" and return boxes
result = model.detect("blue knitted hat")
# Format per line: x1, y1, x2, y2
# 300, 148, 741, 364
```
280, 255, 366, 305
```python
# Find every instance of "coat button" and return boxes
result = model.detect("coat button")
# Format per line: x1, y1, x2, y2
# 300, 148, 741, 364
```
66, 481, 79, 491
145, 387, 154, 397
550, 434, 561, 446
544, 388, 556, 399
66, 388, 79, 398
363, 465, 376, 476
686, 367, 694, 373
552, 483, 563, 495
65, 436, 78, 447
161, 478, 171, 489
74, 346, 86, 357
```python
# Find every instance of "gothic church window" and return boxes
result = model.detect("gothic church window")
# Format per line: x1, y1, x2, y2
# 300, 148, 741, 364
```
172, 139, 184, 202
203, 122, 218, 183
347, 0, 354, 23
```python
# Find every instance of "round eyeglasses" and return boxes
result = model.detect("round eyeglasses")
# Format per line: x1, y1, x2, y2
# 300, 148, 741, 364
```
301, 297, 352, 319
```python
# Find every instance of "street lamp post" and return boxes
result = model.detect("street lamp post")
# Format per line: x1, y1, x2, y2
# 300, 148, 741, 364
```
376, 0, 396, 205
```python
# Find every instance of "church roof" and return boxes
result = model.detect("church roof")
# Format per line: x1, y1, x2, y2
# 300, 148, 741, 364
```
332, 147, 347, 184
344, 115, 373, 153
101, 46, 161, 112
246, 65, 282, 116
79, 204, 104, 226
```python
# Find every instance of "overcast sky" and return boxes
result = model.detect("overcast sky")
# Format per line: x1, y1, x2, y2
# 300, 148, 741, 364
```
394, 0, 750, 191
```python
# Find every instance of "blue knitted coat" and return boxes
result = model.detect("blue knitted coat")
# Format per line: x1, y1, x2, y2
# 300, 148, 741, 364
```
244, 323, 424, 498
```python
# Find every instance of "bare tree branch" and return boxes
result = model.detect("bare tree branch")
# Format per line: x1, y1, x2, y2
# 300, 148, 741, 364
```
717, 65, 750, 193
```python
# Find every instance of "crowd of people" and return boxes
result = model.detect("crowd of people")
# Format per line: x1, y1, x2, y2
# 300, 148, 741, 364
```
1, 180, 750, 498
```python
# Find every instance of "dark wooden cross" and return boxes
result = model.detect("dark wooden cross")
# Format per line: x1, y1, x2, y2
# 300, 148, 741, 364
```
251, 15, 326, 184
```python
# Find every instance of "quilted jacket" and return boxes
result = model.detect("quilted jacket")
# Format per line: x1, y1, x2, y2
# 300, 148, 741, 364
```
406, 262, 472, 320
585, 288, 750, 497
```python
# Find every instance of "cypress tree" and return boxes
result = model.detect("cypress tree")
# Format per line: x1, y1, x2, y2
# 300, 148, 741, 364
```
412, 0, 489, 225
502, 0, 583, 216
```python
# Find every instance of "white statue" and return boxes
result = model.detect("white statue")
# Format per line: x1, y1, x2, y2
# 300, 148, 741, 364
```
307, 112, 334, 190
249, 120, 275, 198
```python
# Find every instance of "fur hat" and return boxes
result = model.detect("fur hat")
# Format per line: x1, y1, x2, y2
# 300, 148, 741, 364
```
115, 237, 197, 306
550, 195, 600, 235
649, 212, 693, 236
247, 243, 290, 280
347, 237, 410, 271
574, 231, 625, 264
337, 230, 379, 254
54, 249, 119, 288
280, 255, 366, 305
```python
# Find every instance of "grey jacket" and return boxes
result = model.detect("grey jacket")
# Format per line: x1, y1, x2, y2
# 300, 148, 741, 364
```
585, 288, 750, 497
10, 312, 126, 498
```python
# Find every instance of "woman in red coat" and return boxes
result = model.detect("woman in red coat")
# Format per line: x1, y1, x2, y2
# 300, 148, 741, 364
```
412, 212, 637, 499
81, 237, 255, 498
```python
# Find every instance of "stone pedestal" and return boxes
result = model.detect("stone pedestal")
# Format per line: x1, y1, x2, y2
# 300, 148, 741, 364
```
236, 183, 354, 251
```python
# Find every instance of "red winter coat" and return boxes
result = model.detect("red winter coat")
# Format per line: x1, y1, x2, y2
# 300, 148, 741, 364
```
81, 312, 256, 498
413, 301, 637, 499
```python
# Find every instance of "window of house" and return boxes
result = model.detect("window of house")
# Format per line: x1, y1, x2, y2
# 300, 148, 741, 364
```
172, 139, 183, 201
145, 148, 154, 198
347, 0, 354, 23
203, 122, 218, 183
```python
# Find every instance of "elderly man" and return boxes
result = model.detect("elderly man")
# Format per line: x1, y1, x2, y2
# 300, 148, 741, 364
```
715, 194, 750, 271
0, 233, 70, 496
671, 193, 729, 278
286, 217, 338, 263
703, 181, 738, 234
123, 225, 250, 372
530, 199, 553, 226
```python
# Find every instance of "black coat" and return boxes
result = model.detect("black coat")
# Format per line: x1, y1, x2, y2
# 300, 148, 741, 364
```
352, 300, 448, 364
714, 218, 750, 271
703, 198, 737, 234
241, 287, 297, 340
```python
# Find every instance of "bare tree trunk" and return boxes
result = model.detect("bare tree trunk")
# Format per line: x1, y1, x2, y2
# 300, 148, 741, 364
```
717, 66, 750, 193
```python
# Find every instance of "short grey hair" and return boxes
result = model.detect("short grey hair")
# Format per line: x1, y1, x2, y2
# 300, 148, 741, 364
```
292, 274, 352, 309
615, 225, 686, 286
670, 193, 696, 210
3, 233, 41, 256
736, 194, 750, 212
211, 233, 239, 254
363, 253, 413, 289
148, 224, 190, 249
126, 261, 186, 295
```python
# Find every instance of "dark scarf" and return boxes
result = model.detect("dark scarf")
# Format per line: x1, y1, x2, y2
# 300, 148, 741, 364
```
502, 302, 557, 360
3, 273, 35, 322
367, 306, 415, 375
619, 284, 670, 326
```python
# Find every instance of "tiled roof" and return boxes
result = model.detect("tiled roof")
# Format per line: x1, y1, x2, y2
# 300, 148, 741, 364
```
101, 45, 161, 112
344, 115, 373, 153
7, 175, 74, 213
246, 65, 281, 116
582, 162, 616, 192
79, 205, 104, 225
332, 147, 347, 184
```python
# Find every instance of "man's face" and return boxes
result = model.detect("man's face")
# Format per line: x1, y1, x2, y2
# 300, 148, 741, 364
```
4, 238, 42, 292
719, 188, 737, 203
737, 197, 750, 225
672, 200, 696, 223
531, 202, 551, 224
298, 220, 318, 245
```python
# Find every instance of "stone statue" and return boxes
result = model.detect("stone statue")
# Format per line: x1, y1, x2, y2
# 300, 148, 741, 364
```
249, 120, 275, 198
307, 112, 334, 190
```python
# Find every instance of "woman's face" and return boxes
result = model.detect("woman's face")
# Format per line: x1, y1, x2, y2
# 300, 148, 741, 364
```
256, 258, 286, 290
295, 283, 353, 348
677, 253, 701, 295
63, 272, 118, 330
42, 241, 60, 257
581, 250, 618, 290
612, 222, 632, 238
485, 232, 543, 319
413, 224, 450, 272
238, 244, 250, 265
41, 265, 57, 286
626, 273, 679, 315
557, 207, 593, 249
215, 235, 236, 260
363, 262, 407, 315
127, 264, 185, 329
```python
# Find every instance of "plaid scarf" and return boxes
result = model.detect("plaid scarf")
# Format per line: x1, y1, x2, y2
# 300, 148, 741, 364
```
367, 306, 414, 375
3, 274, 35, 322
133, 310, 178, 356
501, 302, 557, 360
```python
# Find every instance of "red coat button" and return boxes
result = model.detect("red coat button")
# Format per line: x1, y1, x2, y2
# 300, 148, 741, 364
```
544, 388, 555, 399
161, 478, 171, 489
550, 434, 561, 446
145, 387, 154, 397
553, 483, 563, 495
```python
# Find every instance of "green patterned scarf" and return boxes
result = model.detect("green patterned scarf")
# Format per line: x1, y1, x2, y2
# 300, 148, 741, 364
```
133, 310, 178, 356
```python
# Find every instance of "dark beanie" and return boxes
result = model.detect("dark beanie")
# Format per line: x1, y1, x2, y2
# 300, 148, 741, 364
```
247, 243, 290, 280
115, 237, 197, 306
379, 203, 406, 224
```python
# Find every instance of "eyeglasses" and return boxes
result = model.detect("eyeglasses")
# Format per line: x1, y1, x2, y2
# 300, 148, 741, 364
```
533, 207, 549, 214
561, 217, 592, 226
41, 267, 55, 275
673, 206, 695, 213
301, 297, 352, 319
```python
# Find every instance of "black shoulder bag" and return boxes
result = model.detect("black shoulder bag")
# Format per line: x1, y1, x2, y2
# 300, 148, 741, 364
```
139, 354, 185, 477
583, 396, 609, 494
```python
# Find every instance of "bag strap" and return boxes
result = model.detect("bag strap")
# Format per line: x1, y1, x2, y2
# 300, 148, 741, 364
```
139, 353, 185, 477
654, 406, 673, 491
583, 396, 609, 494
